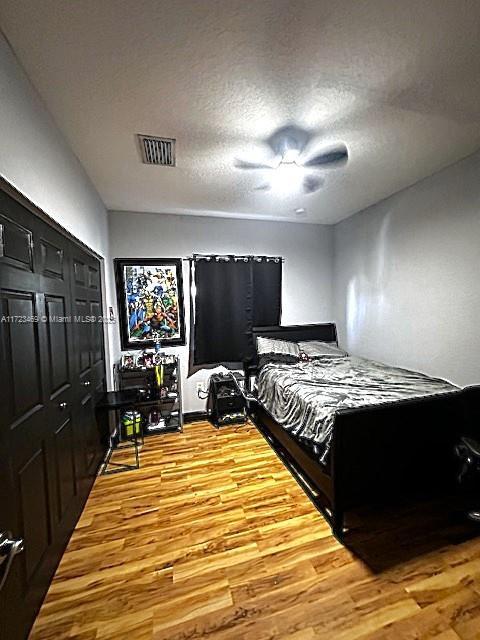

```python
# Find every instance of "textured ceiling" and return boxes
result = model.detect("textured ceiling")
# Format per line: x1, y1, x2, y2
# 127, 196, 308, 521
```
2, 0, 480, 224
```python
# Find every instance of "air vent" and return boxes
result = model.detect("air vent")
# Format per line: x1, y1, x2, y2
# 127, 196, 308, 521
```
137, 134, 176, 166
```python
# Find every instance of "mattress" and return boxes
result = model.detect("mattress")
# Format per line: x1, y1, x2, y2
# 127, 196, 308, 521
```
256, 356, 458, 464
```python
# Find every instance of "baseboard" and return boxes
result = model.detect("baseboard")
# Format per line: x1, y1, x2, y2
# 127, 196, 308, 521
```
183, 411, 208, 423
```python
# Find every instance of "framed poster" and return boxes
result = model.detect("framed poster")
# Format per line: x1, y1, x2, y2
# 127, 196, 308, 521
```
114, 258, 186, 349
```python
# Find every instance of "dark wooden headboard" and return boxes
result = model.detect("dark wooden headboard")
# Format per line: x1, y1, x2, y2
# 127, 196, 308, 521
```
244, 323, 338, 390
252, 323, 338, 347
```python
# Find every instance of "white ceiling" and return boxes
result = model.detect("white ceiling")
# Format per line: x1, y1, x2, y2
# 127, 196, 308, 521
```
2, 0, 480, 224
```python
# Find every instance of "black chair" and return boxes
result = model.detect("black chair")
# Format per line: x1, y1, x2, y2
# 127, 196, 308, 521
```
455, 386, 480, 523
455, 436, 480, 522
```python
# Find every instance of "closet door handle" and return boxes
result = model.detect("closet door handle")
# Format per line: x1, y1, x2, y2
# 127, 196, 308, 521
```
0, 531, 24, 592
59, 402, 68, 410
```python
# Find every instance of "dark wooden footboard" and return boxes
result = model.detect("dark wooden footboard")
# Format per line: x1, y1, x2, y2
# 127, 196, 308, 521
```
331, 391, 466, 524
250, 386, 480, 539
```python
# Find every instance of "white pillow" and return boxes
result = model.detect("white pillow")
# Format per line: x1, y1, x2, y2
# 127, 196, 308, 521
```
298, 340, 347, 358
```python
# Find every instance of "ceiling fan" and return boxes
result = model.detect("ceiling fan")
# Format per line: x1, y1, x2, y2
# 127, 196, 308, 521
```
234, 125, 348, 194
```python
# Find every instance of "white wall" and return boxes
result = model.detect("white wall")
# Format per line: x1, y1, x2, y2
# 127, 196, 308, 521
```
109, 211, 334, 412
0, 31, 116, 376
333, 150, 480, 387
0, 31, 109, 257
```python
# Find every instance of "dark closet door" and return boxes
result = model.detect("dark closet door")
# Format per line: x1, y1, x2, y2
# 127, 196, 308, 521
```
37, 222, 79, 537
0, 187, 106, 640
70, 249, 106, 484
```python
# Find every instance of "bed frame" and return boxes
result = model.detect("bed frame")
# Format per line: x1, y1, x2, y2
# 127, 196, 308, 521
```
245, 323, 476, 539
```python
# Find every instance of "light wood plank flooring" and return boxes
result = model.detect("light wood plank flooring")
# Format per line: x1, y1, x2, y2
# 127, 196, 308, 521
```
29, 421, 480, 640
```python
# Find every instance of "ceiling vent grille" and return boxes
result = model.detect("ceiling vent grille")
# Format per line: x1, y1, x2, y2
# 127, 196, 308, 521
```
137, 134, 176, 166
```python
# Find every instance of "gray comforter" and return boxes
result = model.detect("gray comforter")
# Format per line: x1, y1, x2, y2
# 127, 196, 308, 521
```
257, 356, 458, 463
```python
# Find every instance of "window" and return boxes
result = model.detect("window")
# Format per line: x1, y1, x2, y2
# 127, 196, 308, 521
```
190, 255, 282, 372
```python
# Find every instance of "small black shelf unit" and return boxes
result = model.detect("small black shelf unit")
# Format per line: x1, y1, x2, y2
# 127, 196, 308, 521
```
115, 356, 183, 435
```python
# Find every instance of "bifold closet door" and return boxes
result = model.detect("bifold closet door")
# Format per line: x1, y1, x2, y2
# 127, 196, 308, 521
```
0, 186, 106, 640
70, 248, 106, 484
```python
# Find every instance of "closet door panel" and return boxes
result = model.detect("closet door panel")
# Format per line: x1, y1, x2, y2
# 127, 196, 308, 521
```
53, 416, 76, 522
87, 263, 100, 290
81, 393, 99, 473
2, 290, 43, 419
0, 211, 34, 273
73, 258, 86, 287
90, 300, 103, 366
75, 298, 91, 376
44, 295, 70, 397
87, 262, 105, 392
39, 237, 65, 281
18, 445, 51, 582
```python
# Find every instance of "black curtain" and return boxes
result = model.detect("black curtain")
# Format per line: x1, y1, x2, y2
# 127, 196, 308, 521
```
189, 255, 282, 373
252, 258, 282, 326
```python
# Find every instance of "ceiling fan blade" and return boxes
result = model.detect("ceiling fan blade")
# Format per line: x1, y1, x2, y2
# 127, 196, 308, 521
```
303, 145, 348, 168
303, 175, 324, 194
234, 159, 275, 170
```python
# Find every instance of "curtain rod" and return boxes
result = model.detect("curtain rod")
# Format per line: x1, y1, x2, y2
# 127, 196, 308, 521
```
183, 254, 284, 263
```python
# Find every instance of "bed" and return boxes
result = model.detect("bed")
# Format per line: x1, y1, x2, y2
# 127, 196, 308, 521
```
245, 323, 478, 538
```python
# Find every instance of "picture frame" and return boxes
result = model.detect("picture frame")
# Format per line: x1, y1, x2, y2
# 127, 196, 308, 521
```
114, 258, 186, 350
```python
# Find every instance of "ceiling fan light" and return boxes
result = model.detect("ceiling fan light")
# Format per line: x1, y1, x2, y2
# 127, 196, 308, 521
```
269, 162, 303, 194
282, 148, 300, 164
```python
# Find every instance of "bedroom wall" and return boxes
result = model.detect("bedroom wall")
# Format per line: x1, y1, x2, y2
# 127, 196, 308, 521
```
0, 31, 109, 257
109, 211, 334, 413
333, 149, 480, 387
0, 31, 115, 377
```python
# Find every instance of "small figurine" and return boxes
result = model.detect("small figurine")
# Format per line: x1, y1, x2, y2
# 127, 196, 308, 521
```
121, 353, 135, 369
143, 351, 154, 369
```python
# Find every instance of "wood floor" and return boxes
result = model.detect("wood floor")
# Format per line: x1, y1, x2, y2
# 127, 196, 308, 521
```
29, 420, 480, 640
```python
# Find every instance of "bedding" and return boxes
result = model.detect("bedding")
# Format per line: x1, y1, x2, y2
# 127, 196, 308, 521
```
257, 355, 458, 464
